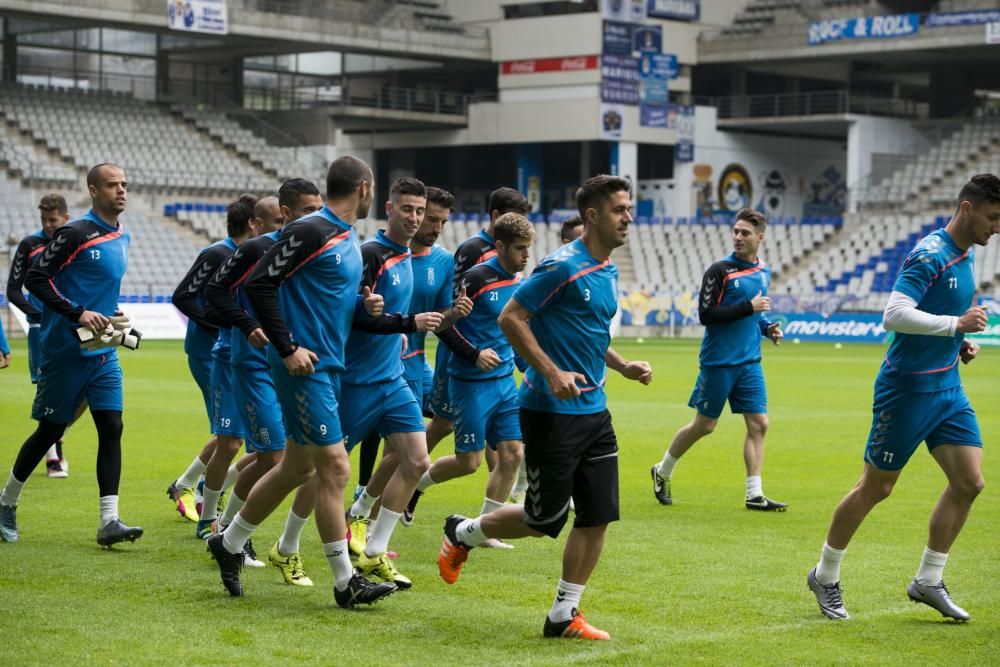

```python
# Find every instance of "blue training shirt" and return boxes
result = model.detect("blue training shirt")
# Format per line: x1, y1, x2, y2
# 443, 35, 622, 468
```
24, 209, 130, 361
404, 244, 453, 382
513, 238, 618, 415
174, 238, 235, 361
344, 230, 414, 385
696, 254, 773, 368
879, 228, 975, 393
245, 206, 362, 374
449, 256, 521, 381
0, 317, 8, 356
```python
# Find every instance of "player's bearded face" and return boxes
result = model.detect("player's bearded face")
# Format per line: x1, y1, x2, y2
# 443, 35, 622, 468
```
733, 221, 762, 257
356, 180, 374, 219
93, 167, 127, 214
593, 191, 632, 248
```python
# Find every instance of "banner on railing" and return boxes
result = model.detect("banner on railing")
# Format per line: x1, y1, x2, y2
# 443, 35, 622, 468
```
167, 0, 228, 35
808, 14, 919, 46
773, 312, 887, 343
925, 9, 1000, 28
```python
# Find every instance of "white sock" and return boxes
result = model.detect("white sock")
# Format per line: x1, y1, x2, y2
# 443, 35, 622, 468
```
325, 540, 354, 590
218, 491, 244, 528
99, 495, 118, 528
201, 486, 222, 521
46, 444, 59, 461
221, 513, 257, 555
278, 509, 309, 555
363, 508, 401, 557
481, 497, 504, 515
815, 542, 846, 586
456, 516, 487, 547
1, 471, 25, 506
177, 455, 207, 490
549, 579, 585, 623
658, 452, 679, 478
350, 488, 378, 519
417, 470, 437, 493
746, 475, 763, 499
511, 457, 528, 494
915, 547, 949, 586
223, 463, 240, 491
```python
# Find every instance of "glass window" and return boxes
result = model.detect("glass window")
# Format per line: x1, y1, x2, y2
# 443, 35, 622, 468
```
295, 51, 341, 76
245, 55, 274, 70
76, 28, 100, 51
16, 29, 75, 48
101, 28, 156, 55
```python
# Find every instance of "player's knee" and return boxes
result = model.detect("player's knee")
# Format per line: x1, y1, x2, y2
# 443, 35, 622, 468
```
953, 475, 985, 502
862, 477, 896, 503
748, 415, 768, 436
498, 443, 523, 469
695, 419, 716, 436
456, 453, 481, 475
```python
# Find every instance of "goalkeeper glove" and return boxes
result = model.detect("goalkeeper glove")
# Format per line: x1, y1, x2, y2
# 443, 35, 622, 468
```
76, 312, 142, 351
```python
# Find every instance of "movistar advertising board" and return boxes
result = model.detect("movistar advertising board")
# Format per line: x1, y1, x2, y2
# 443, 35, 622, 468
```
774, 312, 888, 343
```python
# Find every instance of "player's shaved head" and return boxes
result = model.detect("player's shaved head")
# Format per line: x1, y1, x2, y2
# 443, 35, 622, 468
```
254, 196, 279, 221
87, 163, 122, 188
326, 156, 373, 199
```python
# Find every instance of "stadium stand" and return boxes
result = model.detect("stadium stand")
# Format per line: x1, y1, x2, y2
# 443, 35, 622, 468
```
0, 83, 277, 194
858, 117, 1000, 211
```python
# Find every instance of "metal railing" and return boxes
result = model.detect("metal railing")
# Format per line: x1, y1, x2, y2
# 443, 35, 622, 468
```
243, 82, 481, 117
695, 90, 927, 120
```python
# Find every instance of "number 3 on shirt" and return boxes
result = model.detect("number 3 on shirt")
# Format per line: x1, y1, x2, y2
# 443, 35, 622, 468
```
584, 288, 591, 301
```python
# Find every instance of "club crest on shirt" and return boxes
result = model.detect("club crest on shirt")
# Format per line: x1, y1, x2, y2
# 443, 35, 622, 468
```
427, 267, 435, 286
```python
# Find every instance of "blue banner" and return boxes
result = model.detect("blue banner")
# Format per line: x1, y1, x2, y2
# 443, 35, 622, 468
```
601, 54, 639, 105
808, 13, 919, 45
774, 313, 887, 343
602, 79, 639, 105
603, 21, 633, 55
632, 25, 662, 54
641, 105, 669, 127
925, 10, 1000, 27
647, 0, 699, 21
675, 140, 693, 162
639, 52, 677, 79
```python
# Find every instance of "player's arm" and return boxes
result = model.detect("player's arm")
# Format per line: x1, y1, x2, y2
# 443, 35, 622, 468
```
499, 297, 583, 399
883, 291, 986, 336
203, 244, 263, 340
23, 225, 104, 331
605, 346, 652, 384
433, 272, 484, 364
6, 239, 42, 323
434, 259, 472, 329
697, 263, 761, 325
171, 247, 227, 335
244, 224, 325, 374
351, 246, 440, 333
884, 248, 986, 336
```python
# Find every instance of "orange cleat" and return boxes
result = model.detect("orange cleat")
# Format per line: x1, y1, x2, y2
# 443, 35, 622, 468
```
437, 514, 471, 584
543, 609, 611, 640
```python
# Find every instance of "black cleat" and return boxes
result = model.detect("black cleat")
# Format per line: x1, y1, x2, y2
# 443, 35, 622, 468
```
401, 490, 422, 527
650, 465, 672, 505
0, 504, 19, 542
96, 518, 144, 547
207, 534, 244, 596
334, 572, 397, 608
746, 495, 787, 512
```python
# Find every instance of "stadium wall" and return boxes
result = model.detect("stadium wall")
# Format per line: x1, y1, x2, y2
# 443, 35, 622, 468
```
669, 106, 847, 220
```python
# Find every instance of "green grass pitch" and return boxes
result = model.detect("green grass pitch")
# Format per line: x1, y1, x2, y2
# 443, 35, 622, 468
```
0, 337, 996, 664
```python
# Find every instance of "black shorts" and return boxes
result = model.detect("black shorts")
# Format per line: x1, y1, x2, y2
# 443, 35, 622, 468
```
520, 407, 619, 538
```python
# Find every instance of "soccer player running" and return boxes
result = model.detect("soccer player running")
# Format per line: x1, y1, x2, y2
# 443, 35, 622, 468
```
424, 187, 529, 460
342, 177, 450, 588
807, 174, 999, 622
0, 318, 9, 369
353, 187, 460, 513
206, 156, 396, 607
437, 175, 653, 640
651, 208, 786, 511
204, 182, 322, 587
6, 194, 73, 477
408, 213, 533, 546
193, 195, 271, 546
0, 163, 143, 546
168, 199, 258, 524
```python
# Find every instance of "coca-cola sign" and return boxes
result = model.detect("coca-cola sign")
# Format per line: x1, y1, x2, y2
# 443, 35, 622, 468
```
501, 56, 598, 75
